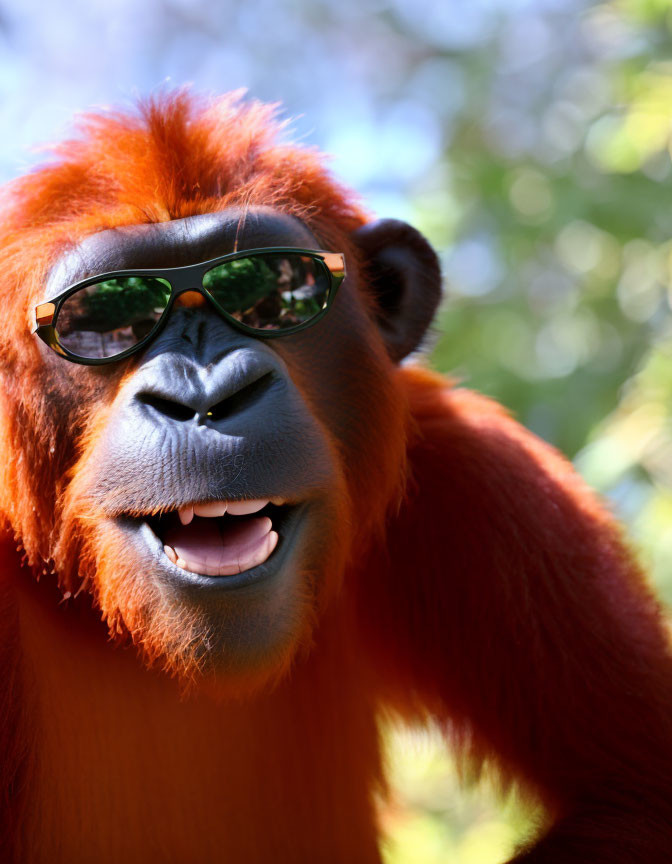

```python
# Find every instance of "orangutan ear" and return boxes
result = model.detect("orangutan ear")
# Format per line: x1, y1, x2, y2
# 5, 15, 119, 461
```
351, 218, 443, 363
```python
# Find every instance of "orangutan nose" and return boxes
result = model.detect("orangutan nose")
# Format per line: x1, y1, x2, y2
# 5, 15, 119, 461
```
137, 368, 277, 426
132, 347, 282, 431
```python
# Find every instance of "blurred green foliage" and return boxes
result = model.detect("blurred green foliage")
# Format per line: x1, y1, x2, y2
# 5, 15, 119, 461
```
380, 725, 537, 864
414, 0, 672, 603
381, 0, 672, 860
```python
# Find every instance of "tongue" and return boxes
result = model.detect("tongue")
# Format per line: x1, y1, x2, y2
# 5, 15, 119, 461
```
163, 515, 278, 576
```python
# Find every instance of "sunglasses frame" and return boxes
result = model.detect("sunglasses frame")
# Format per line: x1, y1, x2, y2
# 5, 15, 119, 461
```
33, 246, 347, 366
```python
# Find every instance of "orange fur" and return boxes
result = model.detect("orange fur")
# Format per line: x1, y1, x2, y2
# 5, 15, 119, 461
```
0, 93, 670, 863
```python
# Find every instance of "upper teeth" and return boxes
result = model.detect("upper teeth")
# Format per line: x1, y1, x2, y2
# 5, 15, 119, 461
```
178, 499, 270, 525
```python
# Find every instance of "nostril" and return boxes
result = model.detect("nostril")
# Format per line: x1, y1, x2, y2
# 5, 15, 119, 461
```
137, 393, 197, 422
136, 371, 277, 425
205, 371, 276, 423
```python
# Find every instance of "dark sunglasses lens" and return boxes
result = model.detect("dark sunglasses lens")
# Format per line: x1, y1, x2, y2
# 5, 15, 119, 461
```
202, 253, 330, 331
56, 277, 172, 359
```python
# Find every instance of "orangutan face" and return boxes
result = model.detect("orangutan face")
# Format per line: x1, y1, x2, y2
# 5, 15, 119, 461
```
28, 207, 407, 689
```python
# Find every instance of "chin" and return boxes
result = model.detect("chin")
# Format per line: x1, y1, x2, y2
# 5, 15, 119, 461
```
58, 491, 349, 694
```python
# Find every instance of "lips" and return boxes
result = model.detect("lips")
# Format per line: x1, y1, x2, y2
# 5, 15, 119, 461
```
144, 499, 290, 578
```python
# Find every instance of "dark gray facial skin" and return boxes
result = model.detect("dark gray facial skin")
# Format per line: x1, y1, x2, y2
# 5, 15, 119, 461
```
48, 207, 339, 531
39, 207, 372, 676
37, 205, 441, 678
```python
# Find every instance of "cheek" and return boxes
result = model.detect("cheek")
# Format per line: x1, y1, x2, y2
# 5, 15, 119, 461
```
274, 285, 390, 443
28, 351, 126, 476
272, 291, 409, 545
0, 351, 122, 567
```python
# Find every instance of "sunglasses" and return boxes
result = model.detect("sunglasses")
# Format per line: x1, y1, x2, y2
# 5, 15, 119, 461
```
33, 247, 346, 365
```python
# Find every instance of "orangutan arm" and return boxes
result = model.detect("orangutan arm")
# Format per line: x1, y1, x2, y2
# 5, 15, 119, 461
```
357, 366, 672, 863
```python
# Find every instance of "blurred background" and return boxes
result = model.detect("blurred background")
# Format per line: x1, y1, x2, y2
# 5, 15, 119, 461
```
2, 0, 671, 860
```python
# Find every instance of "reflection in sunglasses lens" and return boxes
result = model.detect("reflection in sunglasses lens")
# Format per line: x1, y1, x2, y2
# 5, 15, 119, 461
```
203, 254, 329, 331
56, 276, 172, 359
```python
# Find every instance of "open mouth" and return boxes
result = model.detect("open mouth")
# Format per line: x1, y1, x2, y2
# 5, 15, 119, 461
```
144, 499, 295, 578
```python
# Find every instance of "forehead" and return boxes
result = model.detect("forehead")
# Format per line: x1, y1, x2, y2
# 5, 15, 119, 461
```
47, 207, 320, 294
